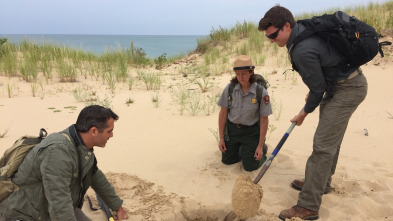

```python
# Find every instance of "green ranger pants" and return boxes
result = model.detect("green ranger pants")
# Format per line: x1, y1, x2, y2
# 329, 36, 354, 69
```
298, 72, 367, 211
222, 121, 267, 172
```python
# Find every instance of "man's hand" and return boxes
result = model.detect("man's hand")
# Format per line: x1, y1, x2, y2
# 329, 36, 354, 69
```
115, 206, 128, 220
290, 110, 308, 126
218, 139, 226, 153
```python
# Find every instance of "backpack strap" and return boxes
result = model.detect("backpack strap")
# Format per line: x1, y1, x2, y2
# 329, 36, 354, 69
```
228, 83, 235, 109
379, 41, 392, 58
39, 128, 48, 139
288, 43, 298, 72
256, 84, 263, 105
66, 126, 84, 207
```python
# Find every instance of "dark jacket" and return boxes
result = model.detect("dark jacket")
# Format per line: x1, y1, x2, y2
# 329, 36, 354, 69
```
287, 23, 358, 113
0, 125, 122, 221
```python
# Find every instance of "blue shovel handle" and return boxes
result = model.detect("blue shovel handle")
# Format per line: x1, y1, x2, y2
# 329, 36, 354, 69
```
253, 108, 303, 184
96, 193, 115, 221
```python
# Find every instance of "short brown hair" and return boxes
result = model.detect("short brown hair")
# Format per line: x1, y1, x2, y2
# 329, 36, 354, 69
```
258, 5, 296, 31
76, 105, 119, 133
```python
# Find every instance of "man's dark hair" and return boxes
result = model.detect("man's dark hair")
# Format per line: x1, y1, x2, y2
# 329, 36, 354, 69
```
258, 5, 296, 31
75, 105, 119, 133
230, 71, 256, 84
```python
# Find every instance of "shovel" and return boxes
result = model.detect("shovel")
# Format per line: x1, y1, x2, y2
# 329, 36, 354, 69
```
86, 195, 99, 211
86, 193, 115, 221
253, 120, 297, 184
96, 193, 115, 221
253, 107, 304, 183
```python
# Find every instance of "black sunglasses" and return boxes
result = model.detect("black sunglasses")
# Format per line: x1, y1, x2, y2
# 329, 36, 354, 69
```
265, 27, 282, 39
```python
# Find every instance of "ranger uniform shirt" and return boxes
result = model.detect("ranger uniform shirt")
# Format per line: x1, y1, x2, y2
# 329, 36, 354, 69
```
217, 82, 272, 125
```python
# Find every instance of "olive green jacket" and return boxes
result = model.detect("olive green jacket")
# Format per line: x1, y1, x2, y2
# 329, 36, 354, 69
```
0, 125, 123, 221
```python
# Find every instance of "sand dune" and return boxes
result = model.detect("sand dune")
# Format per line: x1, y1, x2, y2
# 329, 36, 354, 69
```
1, 49, 393, 220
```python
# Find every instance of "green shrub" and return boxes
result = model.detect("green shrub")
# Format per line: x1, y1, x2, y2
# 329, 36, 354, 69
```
154, 53, 167, 69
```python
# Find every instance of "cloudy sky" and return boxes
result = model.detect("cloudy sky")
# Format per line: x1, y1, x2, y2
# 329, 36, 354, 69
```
0, 0, 388, 35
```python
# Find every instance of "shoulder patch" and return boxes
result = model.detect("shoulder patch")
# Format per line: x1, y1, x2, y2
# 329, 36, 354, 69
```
263, 95, 270, 105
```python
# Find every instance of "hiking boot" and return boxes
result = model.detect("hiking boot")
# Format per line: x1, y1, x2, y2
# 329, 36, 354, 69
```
279, 205, 319, 220
291, 179, 330, 194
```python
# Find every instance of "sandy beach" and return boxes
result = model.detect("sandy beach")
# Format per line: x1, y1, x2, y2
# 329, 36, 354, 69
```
1, 38, 393, 220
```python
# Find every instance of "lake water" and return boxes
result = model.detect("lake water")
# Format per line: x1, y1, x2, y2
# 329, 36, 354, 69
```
1, 34, 206, 58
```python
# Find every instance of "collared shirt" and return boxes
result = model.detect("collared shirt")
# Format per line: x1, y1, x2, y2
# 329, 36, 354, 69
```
217, 82, 272, 125
287, 23, 358, 113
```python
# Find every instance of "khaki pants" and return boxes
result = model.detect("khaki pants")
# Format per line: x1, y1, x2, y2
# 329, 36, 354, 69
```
297, 72, 368, 211
0, 208, 91, 221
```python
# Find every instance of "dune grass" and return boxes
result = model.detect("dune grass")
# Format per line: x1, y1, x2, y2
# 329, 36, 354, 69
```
0, 1, 392, 118
195, 1, 393, 70
0, 38, 184, 86
1, 1, 391, 87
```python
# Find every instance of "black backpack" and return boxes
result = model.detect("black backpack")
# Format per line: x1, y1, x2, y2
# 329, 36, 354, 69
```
289, 11, 392, 71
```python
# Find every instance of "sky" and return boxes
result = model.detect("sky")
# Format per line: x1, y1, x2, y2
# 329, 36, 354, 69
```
0, 0, 389, 35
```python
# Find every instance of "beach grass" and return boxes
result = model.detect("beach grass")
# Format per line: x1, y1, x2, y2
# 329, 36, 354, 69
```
0, 2, 390, 84
125, 97, 134, 106
194, 75, 213, 93
0, 1, 391, 117
170, 86, 191, 115
139, 71, 162, 90
186, 92, 203, 116
7, 82, 14, 98
151, 92, 161, 108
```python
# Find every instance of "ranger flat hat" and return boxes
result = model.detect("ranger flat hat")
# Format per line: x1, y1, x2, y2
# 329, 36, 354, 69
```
233, 55, 255, 71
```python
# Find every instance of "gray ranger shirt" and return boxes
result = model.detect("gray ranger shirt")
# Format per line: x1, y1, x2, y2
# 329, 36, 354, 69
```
217, 82, 272, 125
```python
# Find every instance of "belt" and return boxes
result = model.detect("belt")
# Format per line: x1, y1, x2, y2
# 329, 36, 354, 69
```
337, 69, 361, 84
228, 121, 255, 128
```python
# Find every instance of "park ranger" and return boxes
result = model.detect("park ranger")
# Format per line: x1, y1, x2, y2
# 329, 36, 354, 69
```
217, 55, 272, 172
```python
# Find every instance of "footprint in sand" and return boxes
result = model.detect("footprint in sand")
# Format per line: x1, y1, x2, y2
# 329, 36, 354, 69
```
333, 177, 390, 196
274, 152, 296, 170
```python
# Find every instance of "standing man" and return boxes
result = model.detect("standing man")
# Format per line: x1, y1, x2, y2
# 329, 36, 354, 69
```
217, 55, 272, 172
0, 105, 129, 221
258, 6, 367, 220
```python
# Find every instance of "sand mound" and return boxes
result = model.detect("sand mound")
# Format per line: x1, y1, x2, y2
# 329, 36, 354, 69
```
83, 172, 230, 220
231, 175, 263, 219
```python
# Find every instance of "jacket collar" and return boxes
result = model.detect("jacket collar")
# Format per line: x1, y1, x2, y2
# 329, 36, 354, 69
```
68, 124, 86, 147
286, 23, 304, 50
